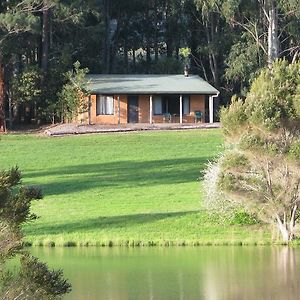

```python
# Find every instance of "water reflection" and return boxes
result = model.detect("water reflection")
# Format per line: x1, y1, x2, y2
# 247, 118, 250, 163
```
0, 222, 71, 299
31, 246, 300, 300
202, 247, 299, 300
0, 253, 71, 299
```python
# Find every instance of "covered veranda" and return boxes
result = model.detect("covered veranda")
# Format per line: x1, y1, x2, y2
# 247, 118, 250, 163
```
112, 93, 217, 125
148, 93, 216, 124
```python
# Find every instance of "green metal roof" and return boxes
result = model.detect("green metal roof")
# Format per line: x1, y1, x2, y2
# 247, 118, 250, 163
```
86, 74, 219, 95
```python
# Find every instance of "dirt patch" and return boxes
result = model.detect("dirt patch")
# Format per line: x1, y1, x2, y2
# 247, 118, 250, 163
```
44, 123, 221, 136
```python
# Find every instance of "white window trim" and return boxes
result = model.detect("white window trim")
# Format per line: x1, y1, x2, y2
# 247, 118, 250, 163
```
183, 95, 190, 115
153, 96, 163, 115
96, 95, 115, 116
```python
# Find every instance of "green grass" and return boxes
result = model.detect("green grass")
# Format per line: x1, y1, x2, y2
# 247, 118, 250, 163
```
0, 129, 270, 246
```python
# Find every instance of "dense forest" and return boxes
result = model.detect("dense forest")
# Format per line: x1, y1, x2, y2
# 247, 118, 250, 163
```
0, 0, 299, 130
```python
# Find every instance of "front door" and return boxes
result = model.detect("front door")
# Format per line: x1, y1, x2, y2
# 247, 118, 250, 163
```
127, 95, 139, 123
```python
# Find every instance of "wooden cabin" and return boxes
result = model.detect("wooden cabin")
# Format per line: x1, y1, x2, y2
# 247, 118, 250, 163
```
81, 74, 219, 125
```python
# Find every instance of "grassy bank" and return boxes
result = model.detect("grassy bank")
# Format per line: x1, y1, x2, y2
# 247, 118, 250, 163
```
0, 129, 270, 246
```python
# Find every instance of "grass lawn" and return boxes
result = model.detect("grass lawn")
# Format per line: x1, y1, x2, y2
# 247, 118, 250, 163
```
0, 129, 270, 246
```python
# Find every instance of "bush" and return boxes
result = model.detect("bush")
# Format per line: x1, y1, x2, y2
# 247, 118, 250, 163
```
204, 60, 300, 242
230, 211, 259, 225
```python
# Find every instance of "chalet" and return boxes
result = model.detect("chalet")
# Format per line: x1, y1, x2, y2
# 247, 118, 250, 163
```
83, 74, 219, 125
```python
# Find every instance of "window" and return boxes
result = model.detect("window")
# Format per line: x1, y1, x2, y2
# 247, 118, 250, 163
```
183, 96, 190, 115
153, 96, 162, 115
166, 95, 180, 115
153, 95, 189, 115
96, 95, 114, 115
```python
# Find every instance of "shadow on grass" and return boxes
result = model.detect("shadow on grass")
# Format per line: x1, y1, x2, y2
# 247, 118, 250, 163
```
25, 210, 198, 236
23, 157, 211, 196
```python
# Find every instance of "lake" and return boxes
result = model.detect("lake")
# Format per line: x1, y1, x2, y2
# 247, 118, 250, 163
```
31, 247, 300, 300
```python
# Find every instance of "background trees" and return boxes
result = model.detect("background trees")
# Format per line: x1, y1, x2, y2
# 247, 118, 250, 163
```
0, 0, 299, 129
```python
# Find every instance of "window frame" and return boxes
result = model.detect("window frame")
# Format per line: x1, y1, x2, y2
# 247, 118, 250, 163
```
183, 95, 190, 115
96, 95, 114, 116
153, 95, 163, 115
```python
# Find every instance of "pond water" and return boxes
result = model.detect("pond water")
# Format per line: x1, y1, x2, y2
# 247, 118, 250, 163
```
31, 247, 300, 300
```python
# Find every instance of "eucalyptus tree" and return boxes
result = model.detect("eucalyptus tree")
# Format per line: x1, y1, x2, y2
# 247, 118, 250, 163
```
220, 0, 300, 66
193, 0, 233, 89
164, 0, 187, 58
194, 0, 300, 95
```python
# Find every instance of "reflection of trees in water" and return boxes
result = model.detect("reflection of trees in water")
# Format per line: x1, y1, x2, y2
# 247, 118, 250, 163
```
1, 254, 71, 299
277, 247, 296, 285
0, 167, 71, 299
203, 247, 300, 300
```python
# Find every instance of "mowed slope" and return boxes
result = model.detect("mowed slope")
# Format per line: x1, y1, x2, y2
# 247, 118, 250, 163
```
0, 130, 269, 246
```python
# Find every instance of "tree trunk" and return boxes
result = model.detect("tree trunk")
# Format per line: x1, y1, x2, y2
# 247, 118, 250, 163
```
209, 52, 219, 88
277, 220, 290, 242
109, 20, 119, 73
103, 0, 111, 73
124, 41, 128, 73
267, 0, 279, 67
132, 49, 136, 71
145, 5, 151, 71
154, 32, 159, 63
205, 16, 219, 88
165, 0, 173, 58
276, 212, 296, 243
0, 52, 6, 133
154, 0, 159, 63
146, 42, 151, 69
189, 8, 198, 73
8, 88, 12, 129
41, 4, 50, 73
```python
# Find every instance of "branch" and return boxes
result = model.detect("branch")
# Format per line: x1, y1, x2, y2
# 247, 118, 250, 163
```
265, 160, 275, 198
257, 0, 270, 23
0, 1, 56, 45
0, 27, 33, 45
280, 46, 300, 56
190, 53, 209, 81
292, 51, 299, 63
230, 19, 267, 55
15, 0, 55, 13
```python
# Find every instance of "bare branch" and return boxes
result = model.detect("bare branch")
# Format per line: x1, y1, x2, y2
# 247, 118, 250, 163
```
230, 19, 268, 55
258, 0, 270, 23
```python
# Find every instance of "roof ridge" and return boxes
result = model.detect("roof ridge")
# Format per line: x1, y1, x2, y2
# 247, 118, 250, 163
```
86, 74, 199, 76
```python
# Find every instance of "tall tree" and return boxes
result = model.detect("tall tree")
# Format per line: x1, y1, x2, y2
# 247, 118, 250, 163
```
102, 0, 111, 73
41, 0, 53, 73
194, 0, 225, 88
0, 0, 39, 131
221, 0, 300, 66
0, 0, 50, 131
0, 53, 5, 132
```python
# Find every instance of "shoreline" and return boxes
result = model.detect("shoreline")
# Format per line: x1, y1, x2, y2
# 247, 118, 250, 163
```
24, 238, 298, 248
